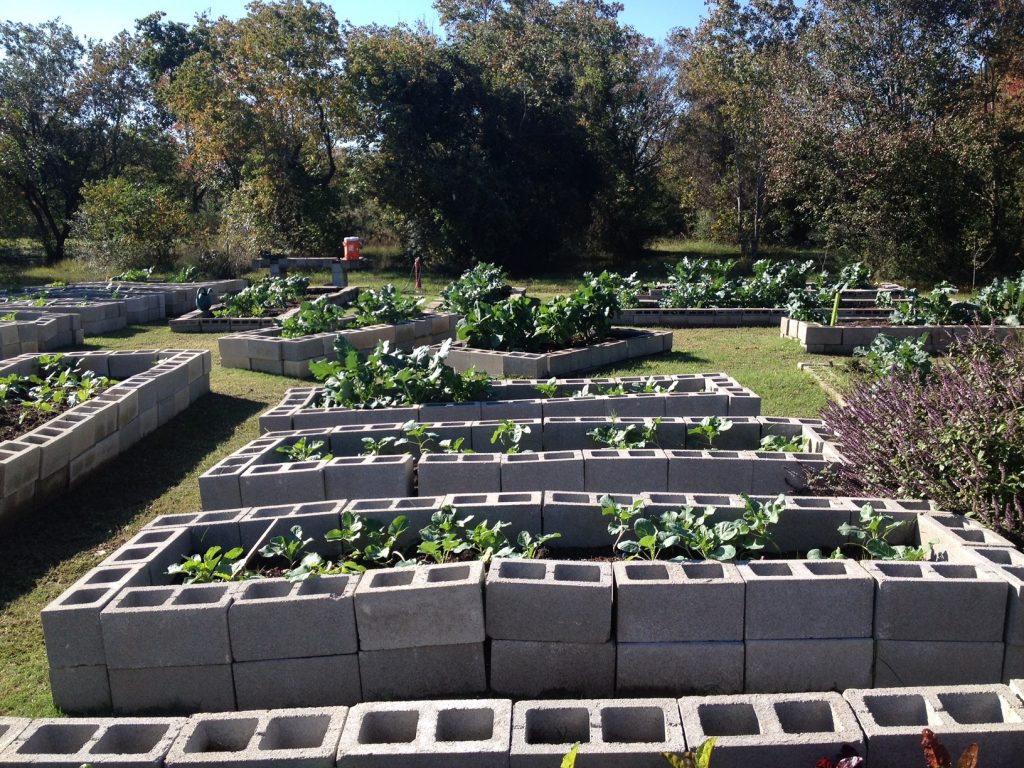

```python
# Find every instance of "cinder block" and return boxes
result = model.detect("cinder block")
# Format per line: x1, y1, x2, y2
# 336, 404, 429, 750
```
679, 692, 865, 768
489, 640, 615, 698
510, 698, 685, 768
666, 450, 754, 493
500, 451, 584, 493
165, 707, 347, 768
614, 560, 744, 642
359, 643, 487, 700
582, 449, 667, 493
48, 665, 112, 715
440, 491, 542, 536
232, 655, 361, 709
354, 562, 485, 650
866, 561, 1007, 641
0, 718, 29, 755
417, 453, 502, 496
486, 559, 612, 643
874, 640, 1004, 686
324, 455, 413, 500
109, 665, 235, 715
540, 491, 636, 549
228, 574, 358, 661
43, 564, 150, 669
745, 638, 873, 692
469, 419, 544, 453
740, 560, 874, 640
664, 392, 729, 417
338, 699, 512, 768
100, 583, 237, 669
239, 460, 327, 506
480, 399, 544, 422
616, 641, 744, 696
2, 717, 183, 767
343, 496, 444, 548
684, 417, 761, 450
845, 685, 1024, 768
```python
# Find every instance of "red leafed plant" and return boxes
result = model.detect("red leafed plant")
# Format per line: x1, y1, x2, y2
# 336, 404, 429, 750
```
922, 728, 979, 768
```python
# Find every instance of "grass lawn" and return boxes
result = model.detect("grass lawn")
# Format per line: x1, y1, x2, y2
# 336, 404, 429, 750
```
0, 261, 841, 717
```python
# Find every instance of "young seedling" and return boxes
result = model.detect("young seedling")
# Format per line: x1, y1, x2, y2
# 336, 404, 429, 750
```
490, 419, 532, 453
588, 416, 661, 449
600, 494, 645, 552
258, 525, 313, 568
535, 378, 560, 398
167, 546, 248, 584
687, 416, 733, 448
276, 437, 333, 462
759, 434, 810, 452
808, 504, 930, 561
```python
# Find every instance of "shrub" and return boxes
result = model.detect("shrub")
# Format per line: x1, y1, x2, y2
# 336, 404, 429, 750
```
977, 269, 1024, 325
817, 328, 1024, 539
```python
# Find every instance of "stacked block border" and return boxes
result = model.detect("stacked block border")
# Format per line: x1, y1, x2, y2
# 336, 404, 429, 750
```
0, 311, 83, 358
781, 317, 1024, 354
6, 685, 1024, 766
42, 493, 1024, 715
218, 312, 459, 377
0, 349, 212, 521
169, 286, 359, 333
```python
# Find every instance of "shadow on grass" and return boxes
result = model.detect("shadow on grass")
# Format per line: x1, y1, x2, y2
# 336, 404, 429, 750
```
590, 349, 711, 375
74, 323, 170, 348
0, 391, 263, 612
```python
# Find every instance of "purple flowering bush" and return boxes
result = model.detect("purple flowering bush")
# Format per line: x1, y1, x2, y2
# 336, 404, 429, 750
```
817, 327, 1024, 539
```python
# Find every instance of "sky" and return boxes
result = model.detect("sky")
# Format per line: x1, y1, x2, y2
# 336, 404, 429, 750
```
0, 0, 707, 44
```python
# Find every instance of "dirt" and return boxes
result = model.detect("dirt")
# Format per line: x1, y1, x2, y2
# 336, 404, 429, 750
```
0, 401, 78, 442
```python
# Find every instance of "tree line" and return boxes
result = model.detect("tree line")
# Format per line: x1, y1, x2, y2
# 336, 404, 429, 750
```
0, 0, 1022, 281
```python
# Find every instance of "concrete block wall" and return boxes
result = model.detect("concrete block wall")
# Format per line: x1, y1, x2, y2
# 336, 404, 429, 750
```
218, 312, 458, 377
0, 311, 83, 358
0, 349, 211, 522
170, 285, 357, 333
258, 372, 762, 431
782, 316, 1024, 355
13, 682, 1024, 766
0, 296, 130, 334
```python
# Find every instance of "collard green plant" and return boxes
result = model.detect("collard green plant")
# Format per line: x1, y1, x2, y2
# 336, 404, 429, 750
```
312, 338, 492, 410
0, 353, 116, 424
687, 416, 733, 448
361, 420, 468, 456
880, 282, 977, 326
659, 257, 813, 309
167, 546, 248, 584
259, 525, 313, 568
170, 264, 199, 283
808, 504, 930, 561
111, 266, 154, 282
490, 419, 531, 453
279, 295, 350, 337
759, 434, 810, 452
275, 437, 334, 462
217, 275, 309, 318
853, 333, 933, 382
439, 262, 513, 315
348, 284, 423, 327
588, 417, 662, 449
977, 270, 1024, 325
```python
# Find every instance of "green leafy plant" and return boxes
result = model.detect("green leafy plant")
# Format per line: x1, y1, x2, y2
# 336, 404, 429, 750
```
588, 417, 661, 449
167, 546, 248, 584
535, 378, 560, 398
439, 262, 513, 315
217, 275, 309, 318
111, 266, 154, 282
278, 295, 350, 337
600, 494, 646, 552
348, 284, 423, 327
561, 738, 716, 767
275, 437, 334, 462
687, 416, 733, 448
258, 525, 313, 568
759, 434, 810, 452
170, 264, 199, 283
880, 282, 977, 326
417, 506, 516, 563
515, 530, 561, 558
0, 354, 116, 425
491, 419, 532, 453
312, 338, 492, 410
808, 504, 930, 561
853, 333, 933, 382
0, 313, 15, 321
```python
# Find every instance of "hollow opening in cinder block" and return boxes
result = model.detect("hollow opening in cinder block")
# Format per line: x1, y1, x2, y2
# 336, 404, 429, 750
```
554, 563, 601, 583
953, 530, 986, 543
120, 588, 174, 608
371, 570, 415, 588
697, 703, 760, 736
428, 565, 470, 583
874, 563, 922, 578
863, 694, 938, 727
790, 498, 831, 508
19, 723, 97, 754
500, 493, 533, 502
692, 495, 732, 505
173, 586, 228, 605
601, 707, 666, 743
185, 719, 258, 753
358, 710, 419, 744
108, 545, 158, 562
682, 563, 724, 579
90, 723, 168, 755
625, 564, 668, 580
60, 587, 109, 607
934, 564, 977, 579
86, 568, 134, 586
774, 700, 836, 734
395, 499, 434, 509
499, 561, 545, 580
298, 576, 349, 596
260, 714, 331, 750
452, 494, 488, 504
134, 531, 173, 545
435, 707, 494, 742
524, 708, 590, 745
242, 581, 293, 600
805, 562, 846, 576
249, 506, 291, 519
747, 563, 791, 577
975, 549, 1017, 565
938, 692, 1022, 725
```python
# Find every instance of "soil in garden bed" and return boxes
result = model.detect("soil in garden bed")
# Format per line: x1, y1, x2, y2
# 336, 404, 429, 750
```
0, 395, 109, 442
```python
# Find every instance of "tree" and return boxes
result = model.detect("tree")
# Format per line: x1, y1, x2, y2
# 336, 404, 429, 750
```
0, 22, 160, 263
156, 0, 352, 258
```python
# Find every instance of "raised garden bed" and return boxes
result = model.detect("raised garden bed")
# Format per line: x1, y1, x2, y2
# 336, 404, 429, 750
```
6, 684, 1024, 766
39, 491, 1023, 714
0, 349, 211, 522
170, 286, 359, 333
198, 414, 838, 508
0, 311, 83, 357
218, 313, 459, 377
781, 317, 1024, 354
258, 373, 762, 431
444, 328, 673, 377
